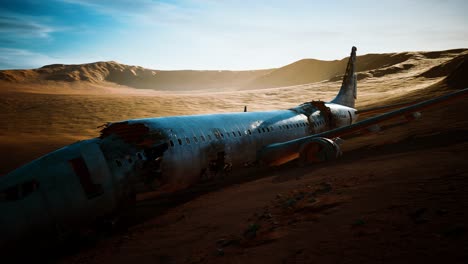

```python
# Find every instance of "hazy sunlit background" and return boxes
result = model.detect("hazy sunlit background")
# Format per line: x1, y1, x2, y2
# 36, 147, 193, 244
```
1, 0, 467, 70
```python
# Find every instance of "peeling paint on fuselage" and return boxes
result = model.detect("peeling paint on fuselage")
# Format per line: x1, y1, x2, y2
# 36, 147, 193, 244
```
101, 102, 357, 194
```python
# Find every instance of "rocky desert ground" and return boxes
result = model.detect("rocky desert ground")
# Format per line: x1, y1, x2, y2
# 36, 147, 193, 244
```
1, 48, 467, 263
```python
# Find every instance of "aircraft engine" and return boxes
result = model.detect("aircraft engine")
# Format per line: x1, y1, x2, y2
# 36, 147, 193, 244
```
405, 111, 422, 121
259, 137, 342, 166
298, 137, 342, 164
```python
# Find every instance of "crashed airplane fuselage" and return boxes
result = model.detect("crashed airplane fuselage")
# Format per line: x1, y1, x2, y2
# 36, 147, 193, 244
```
1, 47, 359, 247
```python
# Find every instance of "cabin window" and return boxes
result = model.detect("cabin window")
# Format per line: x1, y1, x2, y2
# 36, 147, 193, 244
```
193, 136, 198, 143
178, 139, 182, 145
144, 143, 168, 161
238, 131, 242, 136
137, 152, 143, 160
248, 129, 252, 135
220, 132, 224, 138
270, 126, 274, 131
186, 138, 190, 144
207, 135, 212, 140
286, 125, 289, 129
262, 128, 266, 133
69, 157, 103, 199
201, 136, 205, 142
266, 127, 270, 132
169, 140, 175, 147
115, 159, 122, 167
232, 132, 236, 137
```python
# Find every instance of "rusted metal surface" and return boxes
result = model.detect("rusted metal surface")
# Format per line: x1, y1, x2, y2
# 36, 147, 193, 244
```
100, 122, 151, 146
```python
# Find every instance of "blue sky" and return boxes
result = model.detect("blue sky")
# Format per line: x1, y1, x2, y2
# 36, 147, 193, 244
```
1, 0, 467, 70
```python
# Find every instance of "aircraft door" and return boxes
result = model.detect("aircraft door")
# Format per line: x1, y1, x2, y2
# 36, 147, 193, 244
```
72, 142, 113, 199
81, 143, 112, 187
65, 142, 115, 224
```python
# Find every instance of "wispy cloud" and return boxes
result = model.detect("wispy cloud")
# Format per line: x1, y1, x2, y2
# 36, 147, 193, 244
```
60, 0, 183, 18
0, 14, 58, 39
0, 48, 61, 69
1, 1, 467, 70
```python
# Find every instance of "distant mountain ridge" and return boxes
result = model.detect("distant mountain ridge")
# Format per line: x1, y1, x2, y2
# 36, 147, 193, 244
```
0, 61, 273, 91
0, 48, 466, 91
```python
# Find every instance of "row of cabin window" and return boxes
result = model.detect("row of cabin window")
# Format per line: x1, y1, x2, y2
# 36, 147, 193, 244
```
312, 119, 325, 127
167, 121, 309, 147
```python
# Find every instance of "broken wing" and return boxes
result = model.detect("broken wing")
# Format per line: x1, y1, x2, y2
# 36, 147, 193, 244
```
259, 88, 468, 166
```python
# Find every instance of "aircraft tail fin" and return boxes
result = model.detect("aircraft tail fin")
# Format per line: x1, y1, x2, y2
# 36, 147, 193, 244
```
330, 46, 357, 108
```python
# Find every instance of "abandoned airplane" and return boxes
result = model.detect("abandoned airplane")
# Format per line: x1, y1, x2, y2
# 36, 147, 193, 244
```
1, 47, 467, 249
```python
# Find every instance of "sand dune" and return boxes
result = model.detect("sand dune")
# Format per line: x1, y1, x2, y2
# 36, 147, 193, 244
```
1, 48, 466, 93
0, 61, 273, 91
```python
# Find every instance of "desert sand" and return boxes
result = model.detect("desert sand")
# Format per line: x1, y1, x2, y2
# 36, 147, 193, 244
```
1, 48, 467, 263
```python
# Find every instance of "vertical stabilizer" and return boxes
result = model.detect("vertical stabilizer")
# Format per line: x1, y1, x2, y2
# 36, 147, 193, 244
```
330, 46, 357, 108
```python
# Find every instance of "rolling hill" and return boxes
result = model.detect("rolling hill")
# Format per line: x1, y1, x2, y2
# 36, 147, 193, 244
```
1, 48, 466, 92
